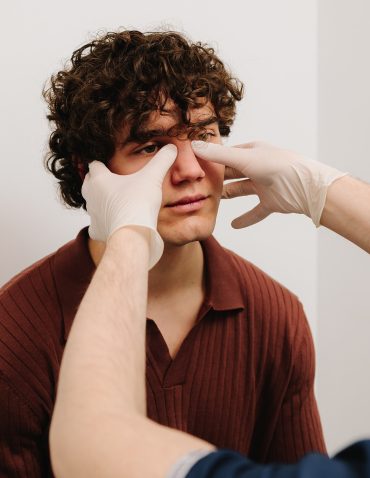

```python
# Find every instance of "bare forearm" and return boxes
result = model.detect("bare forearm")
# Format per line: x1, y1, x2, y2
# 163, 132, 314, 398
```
320, 175, 370, 253
56, 227, 149, 412
50, 226, 214, 478
68, 415, 214, 478
50, 227, 150, 474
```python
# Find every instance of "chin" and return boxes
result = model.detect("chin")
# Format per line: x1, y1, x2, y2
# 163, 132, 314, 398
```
159, 217, 216, 247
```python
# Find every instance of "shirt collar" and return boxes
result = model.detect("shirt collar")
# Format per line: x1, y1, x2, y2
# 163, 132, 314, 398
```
54, 229, 245, 341
201, 236, 246, 312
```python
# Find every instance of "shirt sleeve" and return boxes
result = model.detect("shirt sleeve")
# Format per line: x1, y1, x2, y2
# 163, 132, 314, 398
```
166, 450, 215, 478
183, 441, 370, 478
0, 377, 49, 477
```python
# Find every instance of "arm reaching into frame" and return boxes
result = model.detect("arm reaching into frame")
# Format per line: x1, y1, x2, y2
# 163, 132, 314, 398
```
82, 143, 178, 269
49, 144, 214, 478
49, 227, 215, 478
50, 141, 370, 478
50, 225, 370, 478
192, 141, 370, 253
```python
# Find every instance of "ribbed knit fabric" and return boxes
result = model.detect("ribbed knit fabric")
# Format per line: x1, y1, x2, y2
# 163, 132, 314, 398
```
0, 228, 326, 477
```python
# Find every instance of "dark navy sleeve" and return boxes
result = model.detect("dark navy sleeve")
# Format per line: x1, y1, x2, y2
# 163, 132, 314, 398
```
185, 440, 370, 478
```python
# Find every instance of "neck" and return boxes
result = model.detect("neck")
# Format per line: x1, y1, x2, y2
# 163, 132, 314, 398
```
88, 236, 204, 299
148, 241, 204, 298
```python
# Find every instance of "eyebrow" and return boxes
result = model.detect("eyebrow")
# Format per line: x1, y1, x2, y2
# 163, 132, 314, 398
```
118, 116, 219, 149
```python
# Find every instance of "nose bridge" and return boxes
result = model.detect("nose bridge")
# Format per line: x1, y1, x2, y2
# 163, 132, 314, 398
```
171, 140, 205, 183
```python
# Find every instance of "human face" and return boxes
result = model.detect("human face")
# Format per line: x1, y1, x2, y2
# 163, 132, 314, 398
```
109, 102, 225, 246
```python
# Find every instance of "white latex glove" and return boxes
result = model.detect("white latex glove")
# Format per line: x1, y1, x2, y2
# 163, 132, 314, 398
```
192, 141, 347, 228
82, 144, 177, 269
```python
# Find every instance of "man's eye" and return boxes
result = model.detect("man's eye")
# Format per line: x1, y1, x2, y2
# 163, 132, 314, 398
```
197, 131, 216, 142
134, 143, 160, 155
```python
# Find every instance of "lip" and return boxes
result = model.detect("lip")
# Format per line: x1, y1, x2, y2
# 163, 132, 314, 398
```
167, 194, 207, 207
166, 194, 208, 212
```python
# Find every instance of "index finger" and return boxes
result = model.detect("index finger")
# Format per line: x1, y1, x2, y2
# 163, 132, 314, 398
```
139, 144, 178, 182
191, 141, 255, 172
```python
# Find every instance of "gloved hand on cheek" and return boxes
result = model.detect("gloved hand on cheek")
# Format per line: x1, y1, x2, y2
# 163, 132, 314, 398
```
81, 144, 177, 269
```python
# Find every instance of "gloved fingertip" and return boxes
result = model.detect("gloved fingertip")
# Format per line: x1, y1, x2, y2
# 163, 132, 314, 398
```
192, 142, 238, 168
88, 160, 108, 176
231, 219, 243, 229
232, 216, 253, 228
163, 143, 177, 155
191, 140, 208, 150
163, 144, 178, 164
191, 141, 218, 159
153, 144, 178, 165
143, 144, 177, 178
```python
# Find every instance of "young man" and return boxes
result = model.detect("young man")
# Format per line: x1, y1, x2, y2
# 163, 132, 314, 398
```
0, 30, 325, 476
49, 143, 369, 478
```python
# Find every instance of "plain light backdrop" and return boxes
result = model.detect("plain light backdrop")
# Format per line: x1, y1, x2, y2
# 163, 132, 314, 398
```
0, 0, 369, 455
317, 0, 370, 454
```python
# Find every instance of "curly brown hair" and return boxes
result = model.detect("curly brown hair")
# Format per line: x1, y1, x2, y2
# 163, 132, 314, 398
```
43, 29, 244, 209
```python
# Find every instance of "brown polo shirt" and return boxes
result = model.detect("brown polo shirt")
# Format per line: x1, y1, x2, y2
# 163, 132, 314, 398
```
0, 228, 326, 477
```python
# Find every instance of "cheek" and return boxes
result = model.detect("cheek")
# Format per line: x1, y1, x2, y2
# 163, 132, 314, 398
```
109, 152, 150, 175
160, 170, 173, 200
204, 163, 225, 194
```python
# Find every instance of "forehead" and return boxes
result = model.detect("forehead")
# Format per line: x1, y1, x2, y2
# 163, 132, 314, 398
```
118, 98, 217, 145
147, 98, 216, 128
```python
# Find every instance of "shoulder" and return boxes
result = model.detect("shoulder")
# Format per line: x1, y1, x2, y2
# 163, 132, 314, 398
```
204, 237, 309, 344
0, 228, 92, 336
206, 239, 317, 394
0, 228, 93, 386
0, 249, 63, 353
214, 238, 301, 307
0, 231, 89, 410
0, 250, 63, 420
0, 251, 61, 330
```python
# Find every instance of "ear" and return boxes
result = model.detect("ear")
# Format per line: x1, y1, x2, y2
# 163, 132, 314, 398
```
73, 156, 87, 181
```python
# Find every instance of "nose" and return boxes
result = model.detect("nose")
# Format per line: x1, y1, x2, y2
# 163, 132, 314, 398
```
170, 140, 206, 185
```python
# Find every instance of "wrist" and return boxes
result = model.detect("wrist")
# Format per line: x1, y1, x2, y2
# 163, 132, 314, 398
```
104, 225, 163, 270
108, 225, 151, 245
105, 226, 151, 268
296, 157, 347, 226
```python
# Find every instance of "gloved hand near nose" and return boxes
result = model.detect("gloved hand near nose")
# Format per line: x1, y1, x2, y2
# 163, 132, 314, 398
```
192, 141, 347, 228
82, 144, 177, 269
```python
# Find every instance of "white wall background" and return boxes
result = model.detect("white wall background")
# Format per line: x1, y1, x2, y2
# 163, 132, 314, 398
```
0, 0, 368, 456
317, 0, 370, 454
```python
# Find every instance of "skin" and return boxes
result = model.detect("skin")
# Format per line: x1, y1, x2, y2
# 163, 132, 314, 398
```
88, 101, 225, 357
320, 175, 370, 253
51, 152, 370, 478
89, 100, 224, 258
199, 142, 370, 253
50, 227, 214, 478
